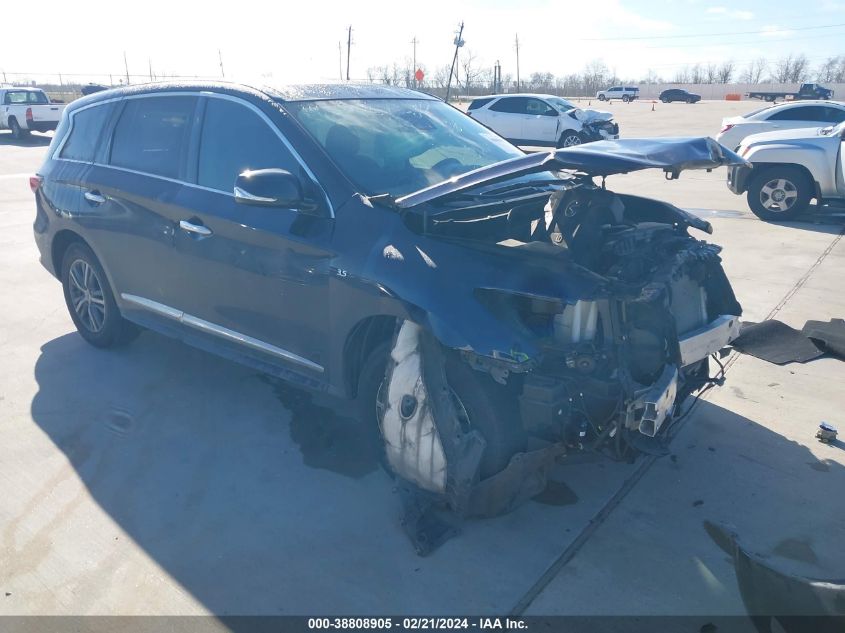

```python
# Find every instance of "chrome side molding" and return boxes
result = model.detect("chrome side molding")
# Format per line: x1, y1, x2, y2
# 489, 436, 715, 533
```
120, 293, 324, 373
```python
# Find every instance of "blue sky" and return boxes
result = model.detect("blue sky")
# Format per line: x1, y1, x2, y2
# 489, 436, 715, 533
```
2, 0, 843, 84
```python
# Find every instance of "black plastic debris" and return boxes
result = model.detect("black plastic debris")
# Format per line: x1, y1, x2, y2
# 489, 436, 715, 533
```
802, 319, 845, 359
705, 521, 845, 633
732, 321, 824, 365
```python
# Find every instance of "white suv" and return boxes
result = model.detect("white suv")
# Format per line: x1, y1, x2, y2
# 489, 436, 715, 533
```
467, 93, 619, 147
596, 86, 639, 102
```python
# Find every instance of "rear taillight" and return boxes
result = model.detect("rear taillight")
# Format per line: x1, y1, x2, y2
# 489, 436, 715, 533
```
719, 123, 734, 134
29, 175, 43, 193
25, 107, 33, 122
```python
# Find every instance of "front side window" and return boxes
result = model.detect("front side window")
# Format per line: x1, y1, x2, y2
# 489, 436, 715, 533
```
60, 104, 113, 162
525, 99, 556, 116
110, 96, 196, 179
197, 98, 300, 192
286, 98, 522, 197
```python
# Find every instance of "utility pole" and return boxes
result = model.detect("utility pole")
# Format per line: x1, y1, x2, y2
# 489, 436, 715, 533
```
445, 22, 465, 102
148, 58, 154, 81
411, 36, 418, 88
514, 34, 520, 92
338, 41, 343, 80
346, 26, 352, 81
1, 70, 6, 83
218, 49, 225, 78
124, 51, 130, 85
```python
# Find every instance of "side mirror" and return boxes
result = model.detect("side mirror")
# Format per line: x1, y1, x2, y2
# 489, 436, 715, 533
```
234, 168, 315, 210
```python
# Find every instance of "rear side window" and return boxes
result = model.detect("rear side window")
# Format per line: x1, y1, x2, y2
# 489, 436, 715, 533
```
197, 98, 299, 192
489, 97, 529, 114
110, 96, 196, 179
59, 104, 113, 162
468, 98, 494, 111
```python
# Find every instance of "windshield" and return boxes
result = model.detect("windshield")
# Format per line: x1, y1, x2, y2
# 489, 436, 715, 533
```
285, 98, 524, 197
547, 97, 576, 111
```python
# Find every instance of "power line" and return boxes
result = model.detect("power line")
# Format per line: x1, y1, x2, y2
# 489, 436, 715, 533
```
578, 21, 845, 41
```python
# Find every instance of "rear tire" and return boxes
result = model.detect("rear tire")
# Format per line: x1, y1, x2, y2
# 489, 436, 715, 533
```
597, 94, 606, 101
61, 242, 138, 347
9, 118, 29, 140
746, 167, 812, 221
358, 340, 526, 479
661, 97, 669, 103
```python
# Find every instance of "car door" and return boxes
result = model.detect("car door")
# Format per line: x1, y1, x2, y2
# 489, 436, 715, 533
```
485, 97, 529, 141
82, 94, 199, 312
521, 98, 559, 144
169, 94, 332, 375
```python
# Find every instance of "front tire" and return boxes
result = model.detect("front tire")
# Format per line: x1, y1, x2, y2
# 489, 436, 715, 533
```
622, 94, 631, 103
359, 342, 526, 479
746, 167, 812, 221
557, 130, 583, 148
61, 242, 138, 347
597, 94, 606, 101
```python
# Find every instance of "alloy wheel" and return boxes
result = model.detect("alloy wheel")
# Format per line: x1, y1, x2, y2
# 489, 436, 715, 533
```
562, 134, 582, 147
67, 259, 107, 332
759, 178, 798, 212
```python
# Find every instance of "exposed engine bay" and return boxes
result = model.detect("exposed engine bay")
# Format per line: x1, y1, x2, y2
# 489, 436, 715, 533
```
381, 174, 742, 553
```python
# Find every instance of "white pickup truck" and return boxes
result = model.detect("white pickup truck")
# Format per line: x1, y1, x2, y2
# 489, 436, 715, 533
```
727, 120, 845, 220
0, 87, 65, 139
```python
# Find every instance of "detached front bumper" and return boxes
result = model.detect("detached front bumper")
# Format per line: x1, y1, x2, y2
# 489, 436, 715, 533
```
679, 314, 742, 367
727, 164, 753, 194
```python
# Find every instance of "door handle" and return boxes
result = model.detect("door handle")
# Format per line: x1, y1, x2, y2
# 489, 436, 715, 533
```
84, 191, 106, 204
179, 219, 213, 237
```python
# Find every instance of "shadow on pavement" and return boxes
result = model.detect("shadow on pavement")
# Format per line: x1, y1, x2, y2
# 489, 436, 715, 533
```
0, 133, 52, 147
27, 330, 845, 616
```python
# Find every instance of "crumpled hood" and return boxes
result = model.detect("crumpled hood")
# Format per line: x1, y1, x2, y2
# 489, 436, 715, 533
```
570, 108, 613, 124
396, 137, 746, 208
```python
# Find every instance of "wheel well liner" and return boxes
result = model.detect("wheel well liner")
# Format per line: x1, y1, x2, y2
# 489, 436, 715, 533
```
343, 315, 398, 398
747, 163, 820, 199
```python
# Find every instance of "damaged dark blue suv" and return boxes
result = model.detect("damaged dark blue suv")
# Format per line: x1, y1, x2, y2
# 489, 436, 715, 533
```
33, 82, 744, 495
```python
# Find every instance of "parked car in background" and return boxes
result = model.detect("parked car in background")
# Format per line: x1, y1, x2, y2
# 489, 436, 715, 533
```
659, 88, 701, 104
717, 101, 845, 150
32, 82, 742, 486
0, 87, 65, 139
595, 86, 639, 102
727, 120, 845, 220
746, 83, 834, 103
467, 93, 618, 147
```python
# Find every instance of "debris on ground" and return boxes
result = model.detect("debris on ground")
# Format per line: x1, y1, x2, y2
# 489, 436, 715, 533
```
732, 319, 845, 365
705, 521, 845, 633
816, 422, 838, 444
731, 321, 823, 365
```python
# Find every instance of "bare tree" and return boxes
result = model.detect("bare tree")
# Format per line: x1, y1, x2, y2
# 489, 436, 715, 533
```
816, 55, 845, 82
716, 60, 735, 83
740, 57, 767, 84
689, 64, 705, 83
673, 67, 691, 83
643, 69, 663, 84
705, 63, 718, 84
433, 65, 452, 89
461, 50, 483, 93
772, 54, 808, 83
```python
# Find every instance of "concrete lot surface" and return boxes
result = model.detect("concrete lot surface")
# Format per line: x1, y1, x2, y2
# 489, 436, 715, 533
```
0, 100, 843, 623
